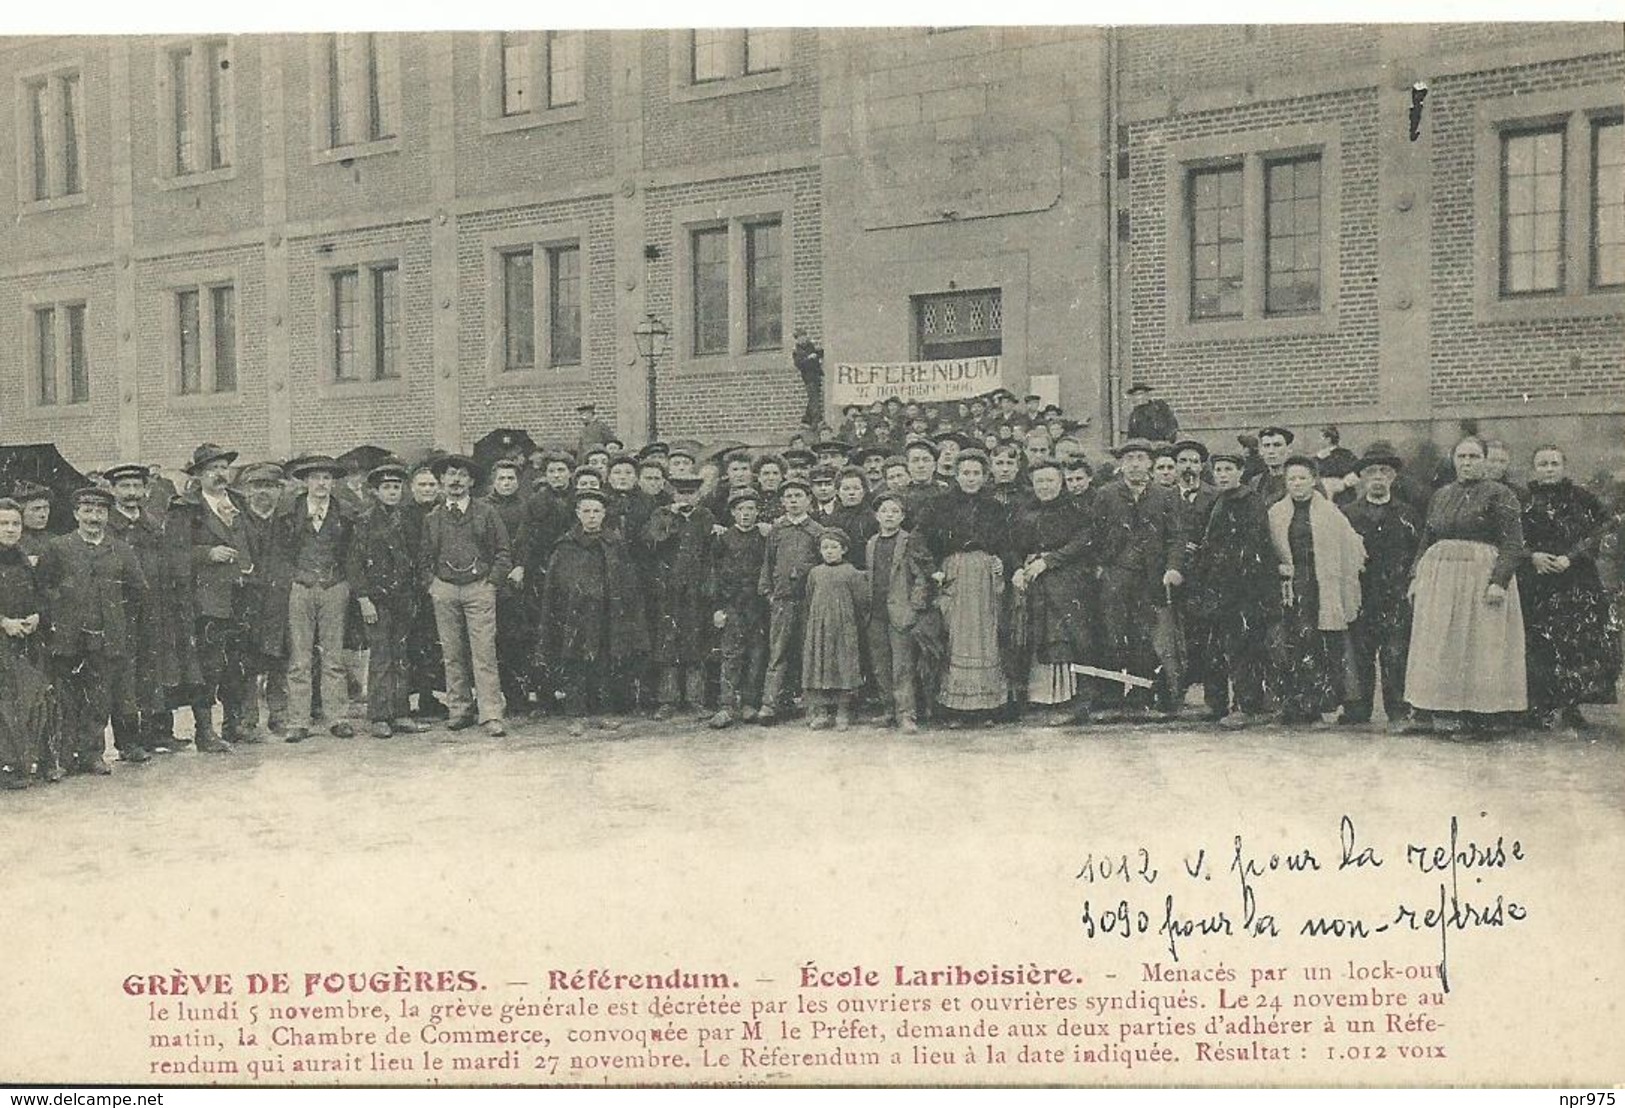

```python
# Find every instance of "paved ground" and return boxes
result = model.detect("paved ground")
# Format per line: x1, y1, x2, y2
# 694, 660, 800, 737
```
2, 704, 1620, 1084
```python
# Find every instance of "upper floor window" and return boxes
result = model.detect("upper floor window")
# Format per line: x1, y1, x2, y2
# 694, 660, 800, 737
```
175, 283, 237, 396
21, 68, 85, 203
485, 31, 584, 130
164, 39, 234, 178
31, 301, 90, 407
683, 29, 788, 87
327, 33, 398, 149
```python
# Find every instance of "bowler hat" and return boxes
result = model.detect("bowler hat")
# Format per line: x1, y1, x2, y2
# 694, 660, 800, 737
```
1111, 438, 1156, 458
1172, 439, 1210, 462
185, 442, 239, 474
288, 454, 346, 479
428, 453, 483, 481
1357, 444, 1404, 473
103, 463, 151, 485
666, 442, 699, 463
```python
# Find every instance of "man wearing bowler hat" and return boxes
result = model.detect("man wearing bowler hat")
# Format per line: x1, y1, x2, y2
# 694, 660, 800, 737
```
173, 443, 261, 749
421, 453, 512, 736
38, 486, 148, 775
1339, 443, 1423, 730
105, 458, 200, 758
276, 454, 362, 742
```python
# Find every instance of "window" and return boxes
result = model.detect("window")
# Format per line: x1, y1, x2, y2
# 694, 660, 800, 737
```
488, 30, 584, 126
745, 221, 782, 350
1265, 155, 1322, 315
1165, 125, 1341, 340
21, 68, 85, 203
31, 301, 90, 407
501, 251, 534, 369
165, 39, 234, 178
914, 289, 1002, 362
326, 33, 398, 149
679, 29, 790, 89
173, 282, 237, 396
1474, 87, 1624, 320
328, 263, 401, 384
548, 245, 582, 365
1189, 165, 1243, 320
692, 227, 730, 355
1499, 126, 1565, 296
680, 207, 789, 360
1591, 118, 1623, 290
486, 233, 587, 380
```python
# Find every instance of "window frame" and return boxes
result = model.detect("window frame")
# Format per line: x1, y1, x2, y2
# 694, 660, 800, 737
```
1163, 123, 1342, 344
23, 291, 94, 413
1591, 115, 1625, 292
479, 31, 587, 136
912, 288, 1004, 363
316, 246, 409, 398
669, 29, 792, 103
672, 196, 792, 370
155, 36, 238, 190
161, 269, 243, 408
481, 223, 591, 388
309, 33, 402, 165
14, 59, 89, 212
1473, 83, 1625, 323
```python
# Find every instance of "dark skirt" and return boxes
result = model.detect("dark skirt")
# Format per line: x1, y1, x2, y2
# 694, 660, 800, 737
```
1521, 563, 1622, 708
1272, 570, 1347, 719
0, 639, 52, 771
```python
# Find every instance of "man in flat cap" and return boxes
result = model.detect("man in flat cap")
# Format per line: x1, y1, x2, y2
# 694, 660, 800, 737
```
275, 454, 362, 742
106, 457, 200, 758
235, 463, 292, 737
38, 487, 148, 775
644, 474, 717, 721
421, 453, 512, 736
351, 462, 433, 738
756, 476, 828, 723
711, 487, 769, 728
573, 401, 615, 459
485, 456, 536, 716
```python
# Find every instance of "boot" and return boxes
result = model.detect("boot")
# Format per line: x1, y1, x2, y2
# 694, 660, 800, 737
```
709, 710, 734, 730
834, 703, 852, 732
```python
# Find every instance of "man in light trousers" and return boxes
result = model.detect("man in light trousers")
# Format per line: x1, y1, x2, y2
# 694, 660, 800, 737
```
278, 454, 359, 742
420, 454, 512, 737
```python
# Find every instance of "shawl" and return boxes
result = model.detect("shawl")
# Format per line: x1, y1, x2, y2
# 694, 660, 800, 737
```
1268, 494, 1366, 631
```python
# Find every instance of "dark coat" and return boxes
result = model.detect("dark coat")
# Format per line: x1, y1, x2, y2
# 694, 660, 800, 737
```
1088, 479, 1186, 596
828, 503, 878, 569
1341, 496, 1424, 627
714, 524, 768, 617
418, 499, 513, 587
866, 528, 926, 632
1185, 485, 1278, 631
174, 490, 256, 621
240, 507, 293, 656
350, 503, 417, 606
644, 504, 717, 662
273, 493, 363, 589
759, 515, 829, 603
38, 532, 148, 658
1519, 479, 1622, 707
1011, 496, 1095, 663
541, 526, 648, 664
106, 505, 199, 688
1127, 399, 1179, 443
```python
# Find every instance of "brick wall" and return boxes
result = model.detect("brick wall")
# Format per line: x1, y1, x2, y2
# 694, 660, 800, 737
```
285, 222, 437, 455
1427, 53, 1625, 406
0, 264, 120, 468
1126, 88, 1382, 415
132, 245, 270, 468
450, 31, 614, 201
129, 36, 265, 244
640, 29, 820, 172
281, 33, 435, 226
0, 37, 116, 266
644, 167, 823, 438
454, 196, 618, 447
1122, 25, 1378, 104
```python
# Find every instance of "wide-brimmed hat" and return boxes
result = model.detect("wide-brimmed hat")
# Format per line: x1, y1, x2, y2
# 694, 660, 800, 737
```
185, 443, 239, 474
428, 453, 483, 480
287, 454, 346, 479
1357, 444, 1405, 472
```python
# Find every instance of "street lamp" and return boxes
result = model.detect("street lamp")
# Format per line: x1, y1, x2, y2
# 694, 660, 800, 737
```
633, 313, 670, 442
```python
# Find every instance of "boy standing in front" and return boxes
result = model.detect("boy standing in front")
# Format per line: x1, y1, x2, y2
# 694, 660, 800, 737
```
865, 491, 922, 731
756, 477, 826, 723
710, 488, 769, 729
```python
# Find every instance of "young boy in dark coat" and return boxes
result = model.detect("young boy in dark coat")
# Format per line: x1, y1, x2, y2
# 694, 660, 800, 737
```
756, 478, 827, 722
351, 463, 434, 738
710, 488, 770, 728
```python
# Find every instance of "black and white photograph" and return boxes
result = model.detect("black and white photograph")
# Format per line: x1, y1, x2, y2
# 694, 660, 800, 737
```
0, 11, 1620, 1091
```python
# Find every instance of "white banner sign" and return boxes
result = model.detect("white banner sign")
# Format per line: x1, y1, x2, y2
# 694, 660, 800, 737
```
831, 356, 1004, 406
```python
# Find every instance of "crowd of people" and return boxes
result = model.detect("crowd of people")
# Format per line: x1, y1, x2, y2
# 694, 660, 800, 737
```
1, 386, 1621, 790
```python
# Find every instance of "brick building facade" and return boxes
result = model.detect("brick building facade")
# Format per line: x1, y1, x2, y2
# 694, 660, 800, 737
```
0, 26, 1620, 475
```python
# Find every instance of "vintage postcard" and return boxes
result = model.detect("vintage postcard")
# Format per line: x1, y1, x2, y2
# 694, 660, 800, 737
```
0, 16, 1621, 1089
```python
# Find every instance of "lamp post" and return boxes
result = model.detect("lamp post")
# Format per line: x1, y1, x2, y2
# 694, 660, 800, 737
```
633, 313, 669, 443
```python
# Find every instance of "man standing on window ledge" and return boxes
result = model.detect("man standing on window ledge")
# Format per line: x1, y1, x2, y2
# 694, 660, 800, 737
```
792, 329, 825, 432
277, 454, 361, 744
573, 402, 615, 459
1125, 382, 1180, 444
421, 454, 513, 738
